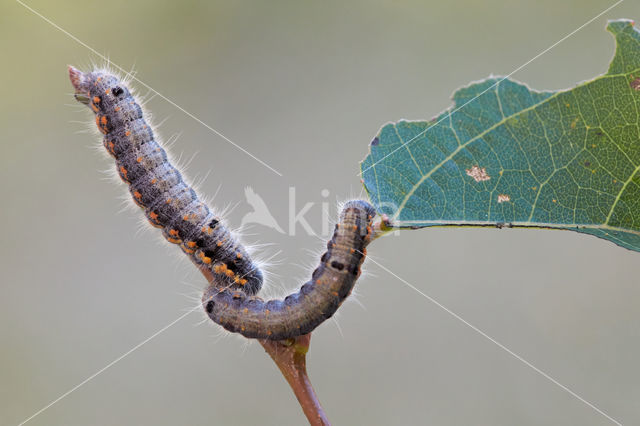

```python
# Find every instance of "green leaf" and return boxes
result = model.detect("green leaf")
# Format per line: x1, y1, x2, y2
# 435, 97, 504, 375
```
361, 19, 640, 252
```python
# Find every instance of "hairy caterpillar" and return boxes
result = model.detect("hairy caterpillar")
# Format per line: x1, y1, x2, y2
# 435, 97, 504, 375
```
203, 200, 375, 339
69, 66, 375, 340
69, 66, 263, 294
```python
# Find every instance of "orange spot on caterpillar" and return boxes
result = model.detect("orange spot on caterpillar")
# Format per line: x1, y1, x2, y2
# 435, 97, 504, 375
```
151, 178, 157, 184
100, 116, 107, 126
243, 308, 249, 314
167, 237, 181, 244
183, 215, 190, 221
119, 166, 128, 180
186, 241, 197, 248
165, 198, 172, 204
236, 253, 243, 259
147, 211, 162, 228
332, 291, 339, 296
169, 229, 179, 237
201, 254, 212, 264
240, 278, 247, 285
136, 157, 142, 163
114, 106, 121, 112
133, 191, 142, 199
93, 96, 101, 104
104, 88, 110, 95
125, 130, 131, 137
216, 241, 223, 247
90, 103, 99, 112
226, 270, 235, 278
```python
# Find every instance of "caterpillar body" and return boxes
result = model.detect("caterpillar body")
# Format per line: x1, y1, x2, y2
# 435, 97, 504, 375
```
69, 66, 263, 295
69, 66, 375, 340
203, 200, 375, 340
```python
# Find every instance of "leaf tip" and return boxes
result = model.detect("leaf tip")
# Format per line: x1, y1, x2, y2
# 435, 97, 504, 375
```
606, 18, 635, 36
606, 18, 640, 75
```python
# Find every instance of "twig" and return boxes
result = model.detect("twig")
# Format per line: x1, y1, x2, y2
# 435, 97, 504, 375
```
260, 335, 330, 426
195, 264, 330, 425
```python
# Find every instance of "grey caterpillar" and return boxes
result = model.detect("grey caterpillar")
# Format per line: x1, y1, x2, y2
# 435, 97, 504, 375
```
69, 66, 375, 340
203, 200, 375, 340
69, 66, 263, 294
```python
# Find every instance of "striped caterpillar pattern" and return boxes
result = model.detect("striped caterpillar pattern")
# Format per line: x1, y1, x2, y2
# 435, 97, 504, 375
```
69, 66, 375, 340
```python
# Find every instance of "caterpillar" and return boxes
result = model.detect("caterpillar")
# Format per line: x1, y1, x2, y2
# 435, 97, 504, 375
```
69, 66, 263, 295
203, 200, 375, 340
69, 66, 375, 340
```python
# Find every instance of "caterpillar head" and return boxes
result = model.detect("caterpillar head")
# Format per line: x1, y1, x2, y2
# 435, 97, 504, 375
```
68, 66, 129, 112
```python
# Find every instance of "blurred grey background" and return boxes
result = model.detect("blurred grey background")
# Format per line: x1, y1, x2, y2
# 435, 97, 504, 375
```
1, 0, 639, 425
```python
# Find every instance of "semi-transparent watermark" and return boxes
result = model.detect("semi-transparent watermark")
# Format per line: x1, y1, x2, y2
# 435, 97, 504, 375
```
240, 187, 398, 237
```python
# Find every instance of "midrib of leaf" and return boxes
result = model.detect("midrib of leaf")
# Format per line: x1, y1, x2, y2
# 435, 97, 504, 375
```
391, 220, 640, 239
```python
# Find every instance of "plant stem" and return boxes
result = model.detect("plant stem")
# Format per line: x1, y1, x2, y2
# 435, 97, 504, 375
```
260, 335, 330, 426
195, 264, 330, 425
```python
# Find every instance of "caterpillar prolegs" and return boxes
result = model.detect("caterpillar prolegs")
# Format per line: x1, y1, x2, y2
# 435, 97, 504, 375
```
69, 66, 376, 340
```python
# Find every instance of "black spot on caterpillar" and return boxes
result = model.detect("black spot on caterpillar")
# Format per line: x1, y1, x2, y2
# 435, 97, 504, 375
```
69, 66, 263, 294
202, 200, 376, 340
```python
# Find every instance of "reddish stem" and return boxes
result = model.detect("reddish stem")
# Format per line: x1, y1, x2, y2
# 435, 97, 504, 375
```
195, 263, 330, 425
260, 335, 330, 426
